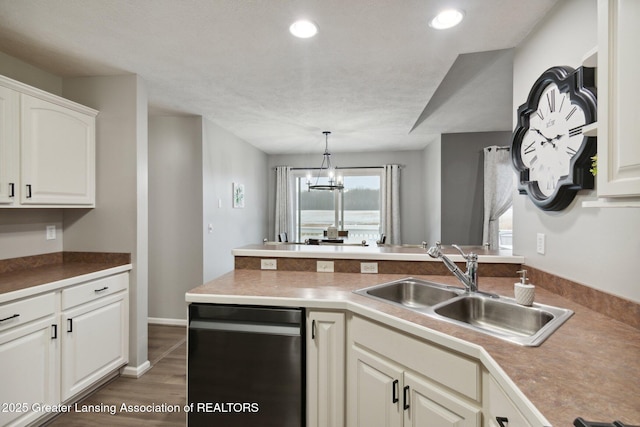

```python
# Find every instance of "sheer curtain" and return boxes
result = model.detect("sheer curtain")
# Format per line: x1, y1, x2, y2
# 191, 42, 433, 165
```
381, 164, 401, 245
482, 147, 514, 249
275, 166, 293, 241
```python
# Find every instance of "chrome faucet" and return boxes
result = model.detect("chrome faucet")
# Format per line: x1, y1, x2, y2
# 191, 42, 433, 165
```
427, 241, 478, 293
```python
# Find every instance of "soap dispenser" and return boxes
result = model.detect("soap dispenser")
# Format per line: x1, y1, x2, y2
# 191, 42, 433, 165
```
514, 269, 535, 306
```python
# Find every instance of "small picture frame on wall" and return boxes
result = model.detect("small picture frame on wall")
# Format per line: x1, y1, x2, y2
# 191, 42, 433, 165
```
233, 183, 245, 208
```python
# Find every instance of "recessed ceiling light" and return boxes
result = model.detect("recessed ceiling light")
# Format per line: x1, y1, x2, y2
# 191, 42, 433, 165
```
429, 9, 465, 30
289, 19, 318, 38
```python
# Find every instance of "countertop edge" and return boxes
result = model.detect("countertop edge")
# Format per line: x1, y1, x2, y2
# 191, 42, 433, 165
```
0, 264, 133, 304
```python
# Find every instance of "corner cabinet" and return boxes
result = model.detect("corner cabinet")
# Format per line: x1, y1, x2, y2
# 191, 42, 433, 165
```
307, 310, 345, 427
594, 0, 640, 201
0, 75, 97, 208
347, 315, 481, 427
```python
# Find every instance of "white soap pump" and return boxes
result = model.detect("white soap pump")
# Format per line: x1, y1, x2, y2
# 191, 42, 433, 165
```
514, 269, 535, 306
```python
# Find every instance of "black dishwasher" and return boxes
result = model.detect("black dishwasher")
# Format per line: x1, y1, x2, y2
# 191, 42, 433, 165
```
187, 303, 305, 427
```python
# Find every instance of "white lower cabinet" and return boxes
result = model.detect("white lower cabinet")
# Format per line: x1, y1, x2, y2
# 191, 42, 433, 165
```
347, 315, 481, 427
307, 310, 345, 427
404, 371, 480, 427
0, 272, 129, 427
0, 306, 58, 427
61, 291, 128, 401
483, 373, 533, 427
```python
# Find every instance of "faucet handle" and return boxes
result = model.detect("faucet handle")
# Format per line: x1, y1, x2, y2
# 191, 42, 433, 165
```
452, 244, 477, 261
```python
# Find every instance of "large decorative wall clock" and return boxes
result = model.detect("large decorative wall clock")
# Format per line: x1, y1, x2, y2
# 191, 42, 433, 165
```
511, 66, 597, 211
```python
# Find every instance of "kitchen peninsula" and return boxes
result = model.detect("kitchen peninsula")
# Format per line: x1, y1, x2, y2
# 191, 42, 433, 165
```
187, 247, 640, 427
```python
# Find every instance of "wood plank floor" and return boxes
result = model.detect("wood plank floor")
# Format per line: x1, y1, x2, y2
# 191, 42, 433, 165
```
47, 325, 187, 427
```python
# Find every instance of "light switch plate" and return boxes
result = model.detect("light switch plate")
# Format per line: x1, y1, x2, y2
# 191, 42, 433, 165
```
260, 259, 277, 270
46, 225, 56, 240
536, 233, 545, 255
361, 262, 378, 274
317, 261, 334, 272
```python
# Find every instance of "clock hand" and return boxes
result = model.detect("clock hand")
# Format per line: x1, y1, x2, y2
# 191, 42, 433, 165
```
531, 128, 557, 148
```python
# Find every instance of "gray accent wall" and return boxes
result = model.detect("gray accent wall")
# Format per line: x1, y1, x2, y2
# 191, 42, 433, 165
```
514, 0, 639, 303
441, 131, 512, 245
422, 137, 441, 245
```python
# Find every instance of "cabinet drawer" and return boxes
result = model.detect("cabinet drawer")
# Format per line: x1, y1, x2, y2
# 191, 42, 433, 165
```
62, 273, 128, 310
0, 292, 56, 333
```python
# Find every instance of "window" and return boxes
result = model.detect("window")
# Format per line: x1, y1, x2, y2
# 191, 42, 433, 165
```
498, 207, 513, 250
292, 168, 382, 244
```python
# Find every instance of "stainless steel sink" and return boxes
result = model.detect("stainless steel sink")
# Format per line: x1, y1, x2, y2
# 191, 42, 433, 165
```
354, 278, 573, 346
434, 295, 573, 346
354, 278, 463, 309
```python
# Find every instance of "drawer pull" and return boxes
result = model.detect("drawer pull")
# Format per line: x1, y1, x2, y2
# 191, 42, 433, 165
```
403, 385, 410, 410
496, 417, 509, 427
311, 319, 316, 339
94, 286, 109, 293
392, 379, 399, 403
0, 314, 20, 323
8, 183, 15, 198
67, 319, 73, 333
26, 184, 32, 198
52, 324, 57, 339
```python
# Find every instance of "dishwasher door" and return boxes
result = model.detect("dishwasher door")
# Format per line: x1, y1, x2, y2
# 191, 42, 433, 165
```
187, 304, 304, 427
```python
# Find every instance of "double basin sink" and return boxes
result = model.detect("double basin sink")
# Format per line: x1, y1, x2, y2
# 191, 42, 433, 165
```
354, 278, 573, 346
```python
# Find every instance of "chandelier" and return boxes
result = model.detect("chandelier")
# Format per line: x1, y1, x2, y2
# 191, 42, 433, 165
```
307, 131, 344, 191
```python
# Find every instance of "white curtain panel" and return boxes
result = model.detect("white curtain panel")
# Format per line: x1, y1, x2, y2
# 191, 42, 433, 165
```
482, 147, 514, 249
381, 164, 402, 245
275, 166, 293, 241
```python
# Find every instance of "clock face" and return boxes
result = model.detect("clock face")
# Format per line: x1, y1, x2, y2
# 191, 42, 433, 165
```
511, 66, 597, 211
520, 82, 588, 197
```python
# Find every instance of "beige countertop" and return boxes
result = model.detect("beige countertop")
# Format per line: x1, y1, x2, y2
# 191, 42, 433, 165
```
186, 269, 640, 427
233, 243, 524, 263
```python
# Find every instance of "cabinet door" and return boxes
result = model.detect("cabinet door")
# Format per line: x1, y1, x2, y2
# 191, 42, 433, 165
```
20, 94, 95, 206
61, 292, 128, 401
307, 311, 345, 427
0, 316, 58, 427
484, 375, 533, 427
404, 371, 480, 427
0, 85, 18, 205
597, 0, 640, 197
348, 345, 403, 427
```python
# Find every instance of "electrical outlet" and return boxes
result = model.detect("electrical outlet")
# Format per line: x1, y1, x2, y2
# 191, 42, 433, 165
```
536, 233, 545, 255
317, 261, 334, 273
46, 225, 56, 240
260, 259, 277, 270
361, 262, 378, 274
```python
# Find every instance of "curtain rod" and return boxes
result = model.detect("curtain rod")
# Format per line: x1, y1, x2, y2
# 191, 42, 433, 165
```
486, 146, 510, 152
288, 166, 387, 171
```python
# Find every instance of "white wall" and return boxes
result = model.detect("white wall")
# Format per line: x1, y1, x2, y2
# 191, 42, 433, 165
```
202, 119, 269, 282
62, 74, 150, 371
513, 0, 639, 303
267, 150, 427, 244
148, 116, 203, 320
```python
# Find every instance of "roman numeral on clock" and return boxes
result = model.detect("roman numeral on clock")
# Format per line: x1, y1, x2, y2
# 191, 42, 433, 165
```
566, 146, 577, 156
565, 106, 577, 120
547, 89, 555, 112
568, 125, 584, 137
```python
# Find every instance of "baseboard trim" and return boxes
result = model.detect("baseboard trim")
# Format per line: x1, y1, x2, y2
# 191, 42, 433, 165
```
120, 360, 151, 378
148, 317, 187, 327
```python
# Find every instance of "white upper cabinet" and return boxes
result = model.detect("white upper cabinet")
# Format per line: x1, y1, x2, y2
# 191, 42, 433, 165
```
595, 0, 640, 202
0, 85, 19, 204
0, 75, 97, 208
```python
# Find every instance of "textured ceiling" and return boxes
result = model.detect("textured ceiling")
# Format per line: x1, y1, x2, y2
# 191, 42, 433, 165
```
0, 0, 558, 154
